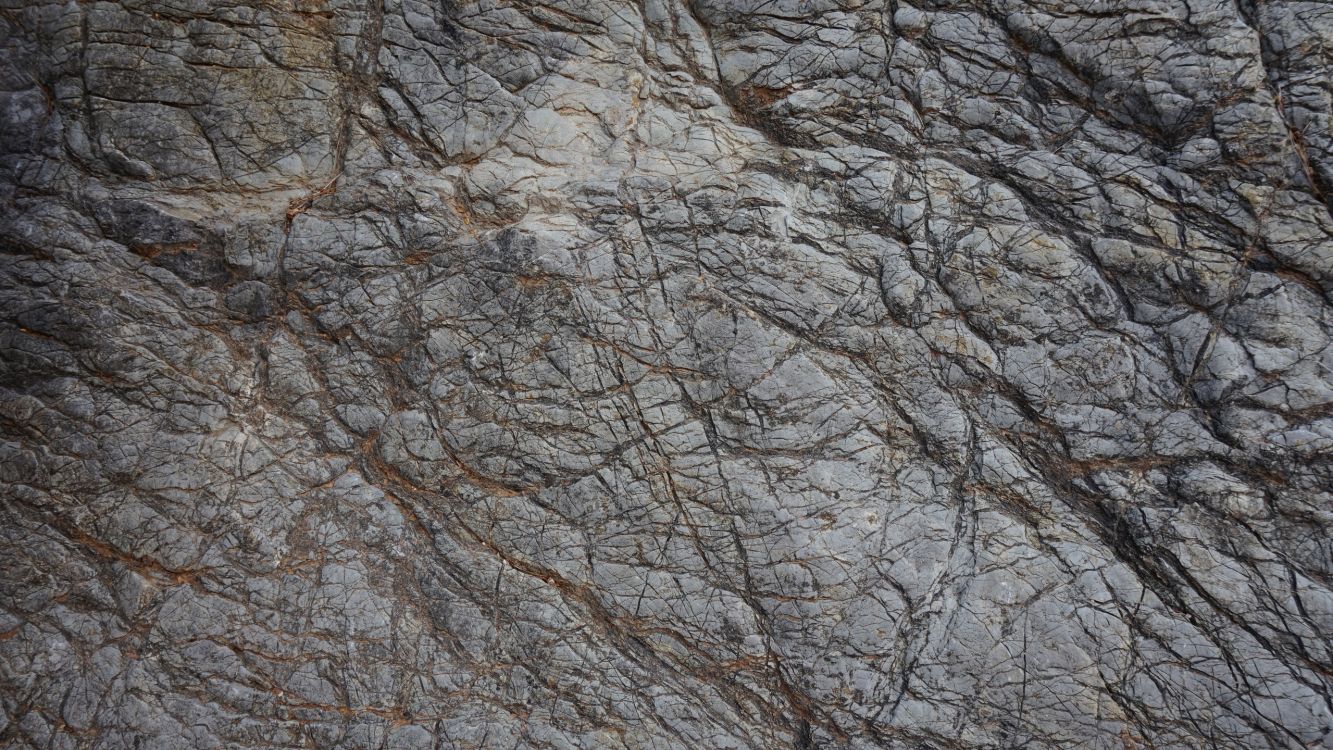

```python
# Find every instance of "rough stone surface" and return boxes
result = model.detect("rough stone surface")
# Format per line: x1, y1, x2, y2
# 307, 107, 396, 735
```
1, 1, 1332, 748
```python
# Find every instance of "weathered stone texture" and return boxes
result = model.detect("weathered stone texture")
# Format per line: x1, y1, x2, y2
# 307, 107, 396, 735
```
1, 1, 1331, 748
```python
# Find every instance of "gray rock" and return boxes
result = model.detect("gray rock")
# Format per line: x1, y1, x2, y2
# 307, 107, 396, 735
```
1, 1, 1331, 748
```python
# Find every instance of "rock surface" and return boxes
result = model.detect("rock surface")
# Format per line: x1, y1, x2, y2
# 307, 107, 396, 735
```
1, 1, 1332, 748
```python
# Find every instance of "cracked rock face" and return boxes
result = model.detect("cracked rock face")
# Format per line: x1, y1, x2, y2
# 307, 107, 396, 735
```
2, 0, 1332, 748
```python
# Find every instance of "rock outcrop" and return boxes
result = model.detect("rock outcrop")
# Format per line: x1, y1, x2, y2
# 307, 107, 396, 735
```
1, 1, 1331, 748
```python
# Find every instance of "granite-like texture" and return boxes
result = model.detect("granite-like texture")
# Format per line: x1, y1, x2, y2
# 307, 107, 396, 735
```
1, 1, 1331, 748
